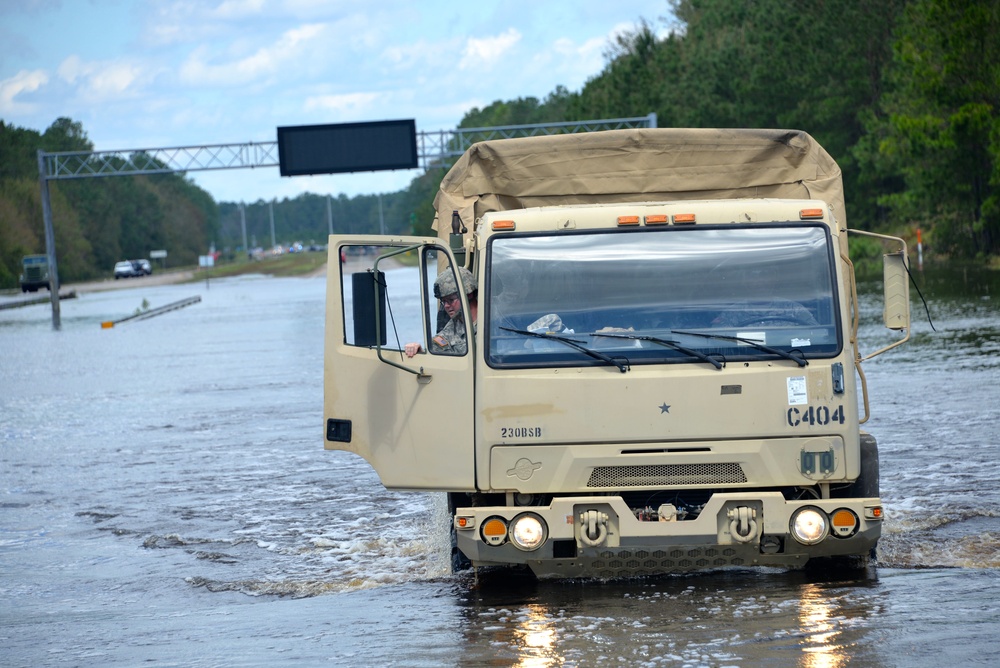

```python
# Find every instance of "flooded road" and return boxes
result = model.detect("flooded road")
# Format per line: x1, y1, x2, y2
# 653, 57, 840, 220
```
2, 268, 999, 666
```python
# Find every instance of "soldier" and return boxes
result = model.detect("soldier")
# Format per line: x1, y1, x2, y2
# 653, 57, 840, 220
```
404, 267, 478, 357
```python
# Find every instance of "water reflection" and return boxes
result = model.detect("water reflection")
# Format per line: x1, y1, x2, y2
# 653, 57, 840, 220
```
799, 583, 848, 668
512, 604, 562, 668
454, 570, 888, 666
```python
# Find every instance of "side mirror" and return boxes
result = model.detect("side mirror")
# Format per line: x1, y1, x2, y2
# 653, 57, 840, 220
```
883, 251, 910, 331
352, 271, 387, 346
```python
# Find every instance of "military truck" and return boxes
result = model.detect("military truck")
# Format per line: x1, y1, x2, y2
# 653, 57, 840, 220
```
322, 129, 910, 578
19, 254, 51, 293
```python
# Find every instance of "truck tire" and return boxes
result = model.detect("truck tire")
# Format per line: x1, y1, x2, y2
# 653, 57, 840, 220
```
842, 433, 879, 499
448, 492, 473, 572
818, 433, 880, 568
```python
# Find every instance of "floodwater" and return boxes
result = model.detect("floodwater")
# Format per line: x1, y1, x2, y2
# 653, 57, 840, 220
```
2, 266, 999, 667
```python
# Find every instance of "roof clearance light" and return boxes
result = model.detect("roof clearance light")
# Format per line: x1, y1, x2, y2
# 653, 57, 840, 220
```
481, 516, 509, 546
673, 213, 696, 224
800, 208, 824, 219
617, 215, 641, 226
645, 214, 669, 225
790, 507, 829, 545
491, 219, 516, 231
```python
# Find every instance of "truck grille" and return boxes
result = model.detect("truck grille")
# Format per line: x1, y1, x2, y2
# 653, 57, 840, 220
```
590, 547, 748, 577
587, 463, 747, 487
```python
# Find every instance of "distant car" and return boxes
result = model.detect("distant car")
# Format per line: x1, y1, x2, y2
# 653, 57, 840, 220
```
114, 260, 139, 279
132, 259, 152, 275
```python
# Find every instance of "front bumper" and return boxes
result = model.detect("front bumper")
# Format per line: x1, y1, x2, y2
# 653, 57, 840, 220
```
454, 492, 881, 578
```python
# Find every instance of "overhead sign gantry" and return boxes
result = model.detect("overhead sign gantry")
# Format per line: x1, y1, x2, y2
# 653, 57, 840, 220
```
36, 113, 657, 329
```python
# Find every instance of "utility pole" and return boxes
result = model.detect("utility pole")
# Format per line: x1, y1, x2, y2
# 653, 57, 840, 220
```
239, 202, 248, 257
327, 195, 333, 237
378, 193, 385, 235
37, 150, 60, 330
269, 200, 276, 249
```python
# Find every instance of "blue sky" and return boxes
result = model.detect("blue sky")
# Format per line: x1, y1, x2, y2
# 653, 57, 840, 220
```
1, 0, 671, 203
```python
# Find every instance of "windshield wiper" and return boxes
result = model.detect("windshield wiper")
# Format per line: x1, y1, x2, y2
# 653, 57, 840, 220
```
501, 327, 630, 373
670, 329, 808, 367
589, 332, 725, 370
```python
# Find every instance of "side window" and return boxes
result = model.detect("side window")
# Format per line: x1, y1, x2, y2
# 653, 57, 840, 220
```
340, 244, 423, 349
338, 243, 469, 357
423, 248, 467, 357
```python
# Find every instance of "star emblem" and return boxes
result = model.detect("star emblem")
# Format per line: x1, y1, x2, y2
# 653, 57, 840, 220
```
659, 403, 670, 413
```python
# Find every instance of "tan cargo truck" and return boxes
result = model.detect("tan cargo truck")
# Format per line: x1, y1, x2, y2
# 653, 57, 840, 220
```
323, 128, 910, 578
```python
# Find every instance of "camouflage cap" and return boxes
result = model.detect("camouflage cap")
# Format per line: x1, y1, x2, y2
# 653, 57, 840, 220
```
434, 266, 477, 299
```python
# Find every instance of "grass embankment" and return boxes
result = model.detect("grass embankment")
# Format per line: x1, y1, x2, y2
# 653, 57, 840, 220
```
193, 251, 327, 280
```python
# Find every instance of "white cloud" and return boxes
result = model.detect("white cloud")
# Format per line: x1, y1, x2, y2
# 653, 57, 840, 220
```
460, 28, 522, 70
178, 23, 325, 86
210, 0, 266, 19
0, 69, 48, 113
56, 55, 143, 100
303, 92, 383, 116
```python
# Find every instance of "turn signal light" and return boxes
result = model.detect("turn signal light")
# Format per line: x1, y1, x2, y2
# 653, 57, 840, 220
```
617, 215, 640, 226
800, 208, 824, 219
481, 516, 508, 546
491, 220, 516, 231
673, 213, 696, 224
830, 508, 859, 538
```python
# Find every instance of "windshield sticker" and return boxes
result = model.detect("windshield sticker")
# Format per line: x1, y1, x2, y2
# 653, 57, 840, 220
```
736, 331, 766, 345
787, 376, 808, 405
791, 338, 812, 347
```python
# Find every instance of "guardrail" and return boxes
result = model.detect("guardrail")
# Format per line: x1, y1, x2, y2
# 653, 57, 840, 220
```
101, 296, 201, 328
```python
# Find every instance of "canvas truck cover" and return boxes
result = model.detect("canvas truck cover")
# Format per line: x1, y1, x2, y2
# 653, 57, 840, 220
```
432, 128, 846, 238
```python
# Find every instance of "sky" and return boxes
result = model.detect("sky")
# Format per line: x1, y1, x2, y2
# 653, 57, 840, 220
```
1, 0, 672, 204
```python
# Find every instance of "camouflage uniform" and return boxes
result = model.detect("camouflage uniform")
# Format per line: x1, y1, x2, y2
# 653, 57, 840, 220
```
429, 267, 477, 355
430, 316, 469, 354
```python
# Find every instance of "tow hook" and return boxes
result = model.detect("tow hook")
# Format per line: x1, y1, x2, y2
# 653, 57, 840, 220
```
727, 506, 759, 543
578, 509, 609, 547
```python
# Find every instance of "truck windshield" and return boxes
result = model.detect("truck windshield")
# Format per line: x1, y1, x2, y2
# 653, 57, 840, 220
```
486, 224, 840, 369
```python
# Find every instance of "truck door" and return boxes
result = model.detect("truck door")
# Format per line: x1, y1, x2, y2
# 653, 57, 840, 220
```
323, 236, 476, 491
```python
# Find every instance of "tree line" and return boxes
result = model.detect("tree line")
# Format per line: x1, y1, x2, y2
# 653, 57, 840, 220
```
1, 0, 996, 288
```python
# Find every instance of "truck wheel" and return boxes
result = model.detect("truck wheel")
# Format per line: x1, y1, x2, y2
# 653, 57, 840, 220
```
448, 492, 472, 572
842, 433, 879, 499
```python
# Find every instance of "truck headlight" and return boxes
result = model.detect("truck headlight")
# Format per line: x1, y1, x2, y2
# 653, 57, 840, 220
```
509, 513, 547, 551
790, 507, 829, 545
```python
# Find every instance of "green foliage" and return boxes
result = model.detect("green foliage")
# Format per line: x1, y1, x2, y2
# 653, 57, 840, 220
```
0, 118, 218, 288
857, 0, 1000, 259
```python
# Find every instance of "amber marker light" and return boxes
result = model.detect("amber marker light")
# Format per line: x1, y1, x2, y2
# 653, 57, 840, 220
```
864, 506, 883, 520
645, 214, 669, 225
617, 215, 640, 226
830, 508, 859, 538
800, 208, 824, 219
481, 516, 509, 546
491, 220, 516, 231
673, 213, 696, 224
